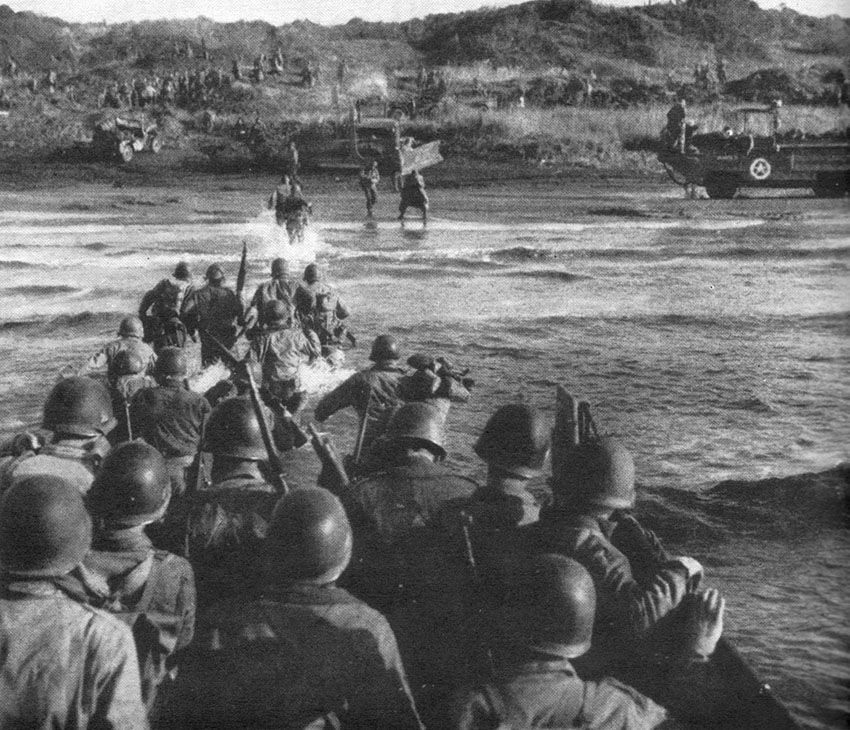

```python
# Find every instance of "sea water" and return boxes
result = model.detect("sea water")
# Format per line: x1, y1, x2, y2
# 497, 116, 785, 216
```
0, 183, 847, 728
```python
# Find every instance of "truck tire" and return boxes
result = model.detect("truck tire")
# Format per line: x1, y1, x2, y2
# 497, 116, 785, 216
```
150, 137, 163, 154
704, 175, 738, 199
118, 141, 134, 163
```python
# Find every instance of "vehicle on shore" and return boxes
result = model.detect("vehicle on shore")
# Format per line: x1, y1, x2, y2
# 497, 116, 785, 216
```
91, 116, 163, 163
658, 104, 849, 199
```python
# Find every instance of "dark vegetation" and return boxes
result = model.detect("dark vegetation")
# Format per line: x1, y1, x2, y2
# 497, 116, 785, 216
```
0, 0, 847, 180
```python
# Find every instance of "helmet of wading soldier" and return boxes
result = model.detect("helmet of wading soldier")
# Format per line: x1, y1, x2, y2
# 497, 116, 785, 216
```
173, 261, 190, 281
42, 376, 117, 437
386, 402, 446, 459
205, 264, 225, 282
155, 347, 187, 380
369, 334, 400, 362
474, 404, 550, 479
266, 487, 353, 585
118, 315, 145, 338
203, 396, 271, 461
113, 348, 146, 377
264, 299, 292, 326
507, 553, 596, 658
0, 475, 92, 578
303, 263, 319, 284
86, 441, 171, 527
270, 257, 288, 279
554, 437, 636, 511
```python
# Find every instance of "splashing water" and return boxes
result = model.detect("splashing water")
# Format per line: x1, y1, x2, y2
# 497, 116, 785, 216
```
187, 361, 231, 394
298, 359, 354, 396
245, 210, 326, 271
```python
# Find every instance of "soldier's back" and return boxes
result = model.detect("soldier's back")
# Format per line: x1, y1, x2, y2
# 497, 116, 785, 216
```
167, 583, 422, 730
0, 581, 147, 728
186, 476, 278, 607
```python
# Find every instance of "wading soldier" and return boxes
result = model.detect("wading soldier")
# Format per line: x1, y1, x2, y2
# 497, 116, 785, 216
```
83, 315, 156, 380
293, 263, 352, 361
130, 348, 211, 523
313, 334, 406, 459
181, 264, 243, 366
0, 377, 116, 494
244, 257, 297, 332
138, 262, 194, 352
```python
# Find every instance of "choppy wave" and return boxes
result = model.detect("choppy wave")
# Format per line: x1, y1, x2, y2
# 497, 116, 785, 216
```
639, 465, 850, 543
0, 310, 118, 333
1, 285, 80, 296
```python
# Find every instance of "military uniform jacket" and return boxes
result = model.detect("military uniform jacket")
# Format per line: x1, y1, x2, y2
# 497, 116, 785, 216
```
0, 579, 149, 729
248, 277, 297, 328
250, 324, 321, 388
185, 474, 278, 605
314, 363, 407, 450
293, 280, 350, 344
0, 440, 105, 495
180, 284, 242, 339
86, 336, 157, 380
80, 530, 196, 713
165, 582, 423, 730
130, 384, 211, 458
451, 656, 667, 730
523, 513, 690, 665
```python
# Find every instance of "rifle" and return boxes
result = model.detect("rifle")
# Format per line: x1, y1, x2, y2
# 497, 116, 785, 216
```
456, 509, 496, 676
200, 329, 291, 494
351, 385, 373, 468
308, 423, 380, 539
235, 240, 248, 302
233, 241, 249, 343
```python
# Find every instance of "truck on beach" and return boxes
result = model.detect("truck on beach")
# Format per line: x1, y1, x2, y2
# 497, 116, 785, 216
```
658, 104, 849, 199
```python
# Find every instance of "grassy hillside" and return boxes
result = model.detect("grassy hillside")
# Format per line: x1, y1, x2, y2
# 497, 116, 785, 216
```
0, 0, 847, 181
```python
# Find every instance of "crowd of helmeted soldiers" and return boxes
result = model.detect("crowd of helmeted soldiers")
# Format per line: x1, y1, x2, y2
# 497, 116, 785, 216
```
0, 255, 727, 730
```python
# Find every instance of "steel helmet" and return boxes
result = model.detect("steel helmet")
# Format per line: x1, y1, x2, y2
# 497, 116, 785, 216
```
474, 404, 550, 479
386, 402, 446, 458
112, 349, 146, 377
204, 396, 271, 461
303, 263, 319, 283
0, 475, 92, 578
173, 261, 191, 280
270, 257, 289, 278
369, 334, 400, 362
205, 264, 225, 282
86, 441, 171, 527
118, 315, 145, 338
155, 347, 187, 378
42, 376, 117, 437
554, 437, 636, 511
264, 299, 292, 325
508, 553, 596, 658
266, 487, 353, 585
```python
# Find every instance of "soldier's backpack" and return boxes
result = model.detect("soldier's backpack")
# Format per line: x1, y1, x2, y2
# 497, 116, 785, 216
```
83, 550, 186, 715
153, 278, 183, 319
